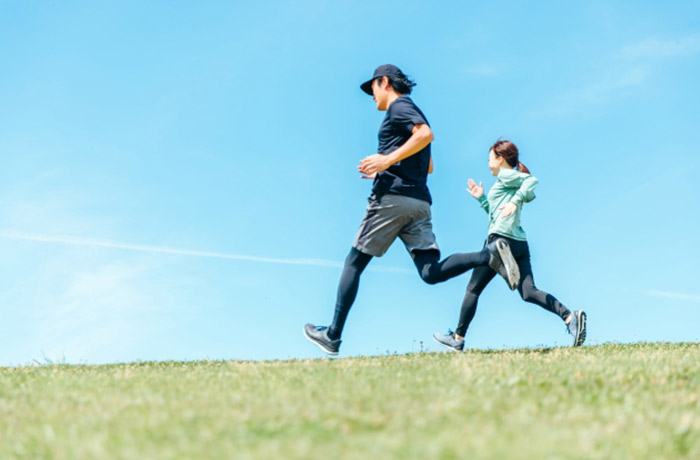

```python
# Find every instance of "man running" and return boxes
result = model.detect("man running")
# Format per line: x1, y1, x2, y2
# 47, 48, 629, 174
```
303, 64, 519, 355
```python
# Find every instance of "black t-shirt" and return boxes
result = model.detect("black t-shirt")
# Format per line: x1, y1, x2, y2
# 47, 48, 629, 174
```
372, 95, 432, 204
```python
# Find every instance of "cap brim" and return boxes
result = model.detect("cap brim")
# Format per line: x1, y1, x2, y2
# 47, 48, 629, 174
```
360, 79, 374, 95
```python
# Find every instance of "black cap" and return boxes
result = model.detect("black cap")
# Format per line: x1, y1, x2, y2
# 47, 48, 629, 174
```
360, 64, 405, 95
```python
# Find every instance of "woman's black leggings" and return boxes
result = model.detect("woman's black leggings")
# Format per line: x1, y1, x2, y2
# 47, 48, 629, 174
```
328, 247, 490, 340
455, 235, 571, 337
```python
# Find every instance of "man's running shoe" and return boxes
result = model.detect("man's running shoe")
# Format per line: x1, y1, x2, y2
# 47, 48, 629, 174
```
566, 310, 587, 347
433, 330, 465, 352
488, 238, 520, 290
303, 323, 341, 355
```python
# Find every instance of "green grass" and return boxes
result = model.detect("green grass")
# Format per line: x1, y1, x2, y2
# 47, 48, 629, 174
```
1, 343, 699, 459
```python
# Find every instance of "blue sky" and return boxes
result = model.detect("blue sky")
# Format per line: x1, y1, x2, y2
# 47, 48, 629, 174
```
1, 0, 699, 365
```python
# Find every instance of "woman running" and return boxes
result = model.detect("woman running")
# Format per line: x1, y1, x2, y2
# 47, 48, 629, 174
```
433, 140, 587, 351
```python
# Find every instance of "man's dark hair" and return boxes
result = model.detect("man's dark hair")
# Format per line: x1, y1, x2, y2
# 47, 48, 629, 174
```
376, 74, 417, 95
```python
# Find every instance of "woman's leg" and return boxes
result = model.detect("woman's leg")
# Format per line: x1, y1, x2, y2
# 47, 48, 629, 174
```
328, 247, 373, 340
455, 265, 497, 338
513, 242, 571, 321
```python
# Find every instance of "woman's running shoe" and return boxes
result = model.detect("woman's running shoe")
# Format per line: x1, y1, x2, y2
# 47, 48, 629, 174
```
433, 330, 465, 352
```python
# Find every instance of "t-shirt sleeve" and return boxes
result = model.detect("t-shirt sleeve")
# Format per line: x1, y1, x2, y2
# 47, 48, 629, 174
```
389, 100, 428, 136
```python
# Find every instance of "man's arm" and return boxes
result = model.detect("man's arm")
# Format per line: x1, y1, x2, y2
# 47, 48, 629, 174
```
358, 124, 433, 175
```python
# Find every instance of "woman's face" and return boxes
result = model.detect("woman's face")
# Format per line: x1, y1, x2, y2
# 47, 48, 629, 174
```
488, 149, 504, 176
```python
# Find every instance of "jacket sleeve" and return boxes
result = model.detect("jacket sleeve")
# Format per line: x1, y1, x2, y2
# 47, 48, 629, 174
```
510, 175, 538, 207
477, 194, 490, 213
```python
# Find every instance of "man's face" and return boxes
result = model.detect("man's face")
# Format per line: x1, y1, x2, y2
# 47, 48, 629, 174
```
372, 77, 390, 111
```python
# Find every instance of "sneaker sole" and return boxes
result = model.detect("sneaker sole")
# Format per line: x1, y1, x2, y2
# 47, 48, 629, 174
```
432, 335, 464, 352
303, 326, 339, 356
496, 240, 520, 290
573, 311, 587, 347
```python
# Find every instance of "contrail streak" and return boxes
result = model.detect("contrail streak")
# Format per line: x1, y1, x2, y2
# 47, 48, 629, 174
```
0, 230, 412, 274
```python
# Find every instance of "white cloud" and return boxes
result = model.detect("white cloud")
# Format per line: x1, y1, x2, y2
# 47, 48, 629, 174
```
531, 65, 649, 116
568, 65, 649, 105
461, 63, 504, 77
1, 229, 414, 364
531, 34, 699, 117
619, 35, 700, 59
644, 289, 700, 303
27, 261, 165, 363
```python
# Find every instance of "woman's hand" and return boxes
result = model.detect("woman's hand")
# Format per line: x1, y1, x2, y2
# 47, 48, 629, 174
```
467, 179, 484, 198
498, 202, 517, 217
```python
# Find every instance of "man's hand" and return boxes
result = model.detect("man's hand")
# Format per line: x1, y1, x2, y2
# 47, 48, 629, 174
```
499, 202, 517, 217
467, 178, 484, 198
361, 172, 377, 180
358, 124, 433, 177
358, 154, 392, 176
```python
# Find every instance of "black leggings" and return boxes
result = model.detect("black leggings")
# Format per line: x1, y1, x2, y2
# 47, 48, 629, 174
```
455, 235, 570, 337
328, 247, 490, 340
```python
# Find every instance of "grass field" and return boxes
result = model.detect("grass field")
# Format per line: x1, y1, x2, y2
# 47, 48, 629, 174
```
1, 342, 698, 459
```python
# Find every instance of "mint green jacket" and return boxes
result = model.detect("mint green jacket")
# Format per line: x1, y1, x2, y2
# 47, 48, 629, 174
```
476, 169, 538, 241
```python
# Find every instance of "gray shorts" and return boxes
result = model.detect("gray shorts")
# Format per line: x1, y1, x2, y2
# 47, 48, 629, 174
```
352, 194, 440, 257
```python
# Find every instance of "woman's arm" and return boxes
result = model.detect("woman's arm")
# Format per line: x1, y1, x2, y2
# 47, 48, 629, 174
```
467, 178, 489, 213
500, 175, 538, 217
511, 175, 538, 207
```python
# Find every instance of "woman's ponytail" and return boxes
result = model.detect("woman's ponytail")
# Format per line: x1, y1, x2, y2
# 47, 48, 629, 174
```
517, 162, 530, 174
491, 139, 532, 175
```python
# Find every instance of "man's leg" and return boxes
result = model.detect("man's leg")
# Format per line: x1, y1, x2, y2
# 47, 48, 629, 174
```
328, 247, 373, 340
305, 196, 401, 355
412, 249, 490, 285
399, 204, 517, 287
397, 198, 484, 285
330, 194, 407, 339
